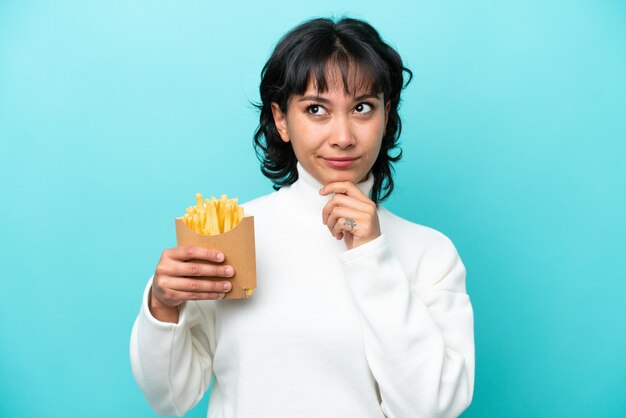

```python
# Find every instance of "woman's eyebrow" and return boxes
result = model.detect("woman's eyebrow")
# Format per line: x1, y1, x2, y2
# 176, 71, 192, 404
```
297, 93, 381, 103
353, 93, 381, 101
298, 95, 331, 103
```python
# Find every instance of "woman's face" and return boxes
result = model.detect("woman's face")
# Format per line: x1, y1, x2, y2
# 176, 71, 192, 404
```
271, 68, 390, 186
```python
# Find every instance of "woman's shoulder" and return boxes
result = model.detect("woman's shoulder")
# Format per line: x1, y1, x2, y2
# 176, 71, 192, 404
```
379, 206, 458, 256
240, 189, 280, 215
378, 206, 466, 290
379, 206, 455, 247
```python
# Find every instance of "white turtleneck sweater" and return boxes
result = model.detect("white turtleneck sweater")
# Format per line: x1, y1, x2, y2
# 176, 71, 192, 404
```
130, 165, 474, 418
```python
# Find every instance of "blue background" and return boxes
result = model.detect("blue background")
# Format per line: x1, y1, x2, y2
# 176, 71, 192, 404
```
1, 1, 625, 417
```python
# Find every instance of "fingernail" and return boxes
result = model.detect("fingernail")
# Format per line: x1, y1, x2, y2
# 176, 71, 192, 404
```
219, 293, 225, 299
216, 253, 224, 261
223, 282, 231, 291
225, 267, 234, 276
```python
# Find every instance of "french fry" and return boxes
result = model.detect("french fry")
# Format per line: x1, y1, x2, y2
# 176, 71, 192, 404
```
208, 199, 220, 235
223, 204, 232, 233
229, 200, 238, 232
218, 194, 227, 232
237, 207, 243, 226
179, 193, 244, 236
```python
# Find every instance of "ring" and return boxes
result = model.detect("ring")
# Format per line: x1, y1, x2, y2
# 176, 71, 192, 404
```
343, 217, 357, 231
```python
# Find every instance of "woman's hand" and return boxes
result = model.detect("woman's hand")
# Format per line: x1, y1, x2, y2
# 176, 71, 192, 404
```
149, 246, 235, 323
320, 181, 381, 250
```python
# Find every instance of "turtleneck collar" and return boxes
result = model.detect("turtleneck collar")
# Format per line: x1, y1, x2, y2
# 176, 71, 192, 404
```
278, 163, 375, 225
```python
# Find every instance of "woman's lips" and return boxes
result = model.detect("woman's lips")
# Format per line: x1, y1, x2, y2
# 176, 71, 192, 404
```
323, 157, 359, 168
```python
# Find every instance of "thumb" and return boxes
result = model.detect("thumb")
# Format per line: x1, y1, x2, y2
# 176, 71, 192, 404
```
343, 232, 354, 250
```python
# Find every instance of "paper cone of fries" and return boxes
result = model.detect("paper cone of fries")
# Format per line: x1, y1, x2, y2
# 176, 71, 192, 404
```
175, 194, 256, 299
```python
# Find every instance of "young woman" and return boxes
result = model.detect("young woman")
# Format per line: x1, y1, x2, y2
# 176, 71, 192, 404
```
131, 17, 474, 418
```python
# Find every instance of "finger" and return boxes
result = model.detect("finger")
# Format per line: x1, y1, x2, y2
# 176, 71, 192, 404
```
322, 193, 374, 226
327, 208, 368, 237
325, 210, 344, 239
327, 210, 352, 239
172, 262, 235, 278
333, 217, 361, 240
325, 214, 344, 240
159, 288, 227, 304
169, 246, 225, 263
319, 182, 370, 202
161, 277, 233, 294
327, 214, 357, 236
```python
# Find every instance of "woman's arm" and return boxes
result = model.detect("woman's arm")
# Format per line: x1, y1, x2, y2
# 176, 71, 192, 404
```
338, 233, 475, 418
130, 278, 217, 416
130, 245, 231, 414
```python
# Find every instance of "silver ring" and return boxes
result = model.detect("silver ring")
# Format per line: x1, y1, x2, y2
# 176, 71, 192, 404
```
343, 217, 357, 231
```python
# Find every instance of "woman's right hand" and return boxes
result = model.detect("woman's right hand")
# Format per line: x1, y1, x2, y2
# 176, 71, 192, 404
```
149, 246, 235, 323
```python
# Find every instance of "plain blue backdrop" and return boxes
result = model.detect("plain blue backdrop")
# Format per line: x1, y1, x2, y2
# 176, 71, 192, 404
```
1, 1, 625, 417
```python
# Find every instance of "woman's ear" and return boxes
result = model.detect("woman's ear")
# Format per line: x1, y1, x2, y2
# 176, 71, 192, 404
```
385, 101, 391, 126
271, 102, 290, 143
383, 101, 391, 135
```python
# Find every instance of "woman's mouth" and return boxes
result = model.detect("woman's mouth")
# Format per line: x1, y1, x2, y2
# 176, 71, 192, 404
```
322, 157, 359, 169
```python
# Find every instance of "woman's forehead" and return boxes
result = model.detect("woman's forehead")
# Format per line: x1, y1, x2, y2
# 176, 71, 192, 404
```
304, 63, 378, 97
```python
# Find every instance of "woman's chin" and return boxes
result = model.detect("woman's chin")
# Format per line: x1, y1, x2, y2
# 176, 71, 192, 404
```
322, 173, 365, 185
306, 162, 369, 185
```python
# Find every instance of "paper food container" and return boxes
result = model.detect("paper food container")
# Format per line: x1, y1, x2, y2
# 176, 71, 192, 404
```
175, 216, 256, 299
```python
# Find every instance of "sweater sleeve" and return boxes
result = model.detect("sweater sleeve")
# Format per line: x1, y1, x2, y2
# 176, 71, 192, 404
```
129, 277, 216, 416
338, 234, 475, 418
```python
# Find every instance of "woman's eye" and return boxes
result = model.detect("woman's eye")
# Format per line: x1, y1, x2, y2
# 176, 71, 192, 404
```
307, 105, 328, 115
354, 102, 374, 114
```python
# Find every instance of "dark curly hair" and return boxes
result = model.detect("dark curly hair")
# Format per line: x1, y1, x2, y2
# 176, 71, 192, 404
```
253, 17, 412, 204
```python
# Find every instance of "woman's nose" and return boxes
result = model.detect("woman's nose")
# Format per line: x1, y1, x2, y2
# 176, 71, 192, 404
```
329, 116, 355, 148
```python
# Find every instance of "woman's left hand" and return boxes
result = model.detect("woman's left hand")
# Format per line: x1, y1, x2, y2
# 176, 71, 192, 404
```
320, 181, 381, 250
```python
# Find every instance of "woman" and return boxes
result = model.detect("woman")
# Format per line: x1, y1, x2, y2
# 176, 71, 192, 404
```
131, 17, 474, 418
